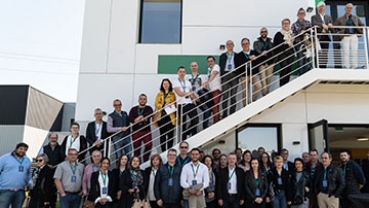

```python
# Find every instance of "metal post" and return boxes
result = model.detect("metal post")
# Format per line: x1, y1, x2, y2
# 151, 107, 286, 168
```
313, 27, 319, 69
245, 64, 248, 106
250, 62, 253, 103
107, 137, 111, 161
363, 27, 369, 70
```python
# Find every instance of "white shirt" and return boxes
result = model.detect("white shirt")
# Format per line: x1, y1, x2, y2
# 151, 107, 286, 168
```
65, 135, 81, 156
95, 171, 112, 204
185, 73, 207, 98
180, 161, 209, 190
225, 52, 235, 72
173, 78, 193, 104
207, 64, 221, 92
228, 167, 237, 194
95, 122, 103, 140
148, 169, 157, 201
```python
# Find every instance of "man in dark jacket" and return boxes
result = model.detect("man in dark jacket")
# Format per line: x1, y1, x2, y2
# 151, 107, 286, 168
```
253, 27, 274, 96
361, 150, 369, 193
314, 152, 345, 208
155, 149, 182, 208
339, 150, 366, 208
219, 40, 238, 118
85, 108, 109, 158
216, 153, 244, 208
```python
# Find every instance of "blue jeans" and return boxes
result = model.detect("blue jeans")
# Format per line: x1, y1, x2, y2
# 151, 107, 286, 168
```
199, 104, 211, 129
272, 190, 287, 208
296, 45, 310, 75
59, 193, 81, 208
112, 135, 132, 160
223, 195, 240, 208
0, 190, 25, 208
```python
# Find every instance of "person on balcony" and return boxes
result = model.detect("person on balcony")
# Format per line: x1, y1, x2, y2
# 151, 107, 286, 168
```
291, 8, 312, 75
253, 28, 274, 96
129, 94, 154, 163
186, 62, 211, 129
235, 38, 261, 105
273, 18, 295, 87
61, 122, 88, 162
173, 66, 199, 141
311, 2, 333, 69
153, 78, 176, 152
219, 40, 239, 118
86, 108, 109, 158
334, 3, 365, 69
107, 99, 132, 161
204, 56, 222, 124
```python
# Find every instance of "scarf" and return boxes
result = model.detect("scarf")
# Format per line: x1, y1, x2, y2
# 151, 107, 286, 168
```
280, 29, 294, 47
130, 168, 144, 187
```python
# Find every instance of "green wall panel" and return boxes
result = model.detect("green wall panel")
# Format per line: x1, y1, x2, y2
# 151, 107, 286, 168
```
158, 55, 219, 74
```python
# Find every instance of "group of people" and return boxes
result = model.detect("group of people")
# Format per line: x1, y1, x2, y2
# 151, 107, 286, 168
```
1, 140, 369, 208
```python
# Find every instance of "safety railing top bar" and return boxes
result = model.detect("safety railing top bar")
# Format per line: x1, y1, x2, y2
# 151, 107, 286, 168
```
77, 25, 369, 164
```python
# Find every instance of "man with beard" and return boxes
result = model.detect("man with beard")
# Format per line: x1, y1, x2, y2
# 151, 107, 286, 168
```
0, 142, 31, 208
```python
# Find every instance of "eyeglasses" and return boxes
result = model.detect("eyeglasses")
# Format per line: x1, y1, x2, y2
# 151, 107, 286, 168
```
180, 146, 188, 149
298, 12, 305, 15
168, 154, 177, 157
260, 31, 267, 33
36, 159, 43, 162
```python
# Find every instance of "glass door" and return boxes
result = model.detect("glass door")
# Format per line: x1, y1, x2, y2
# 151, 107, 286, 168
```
308, 119, 329, 154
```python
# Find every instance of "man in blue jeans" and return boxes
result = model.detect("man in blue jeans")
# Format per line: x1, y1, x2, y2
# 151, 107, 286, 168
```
0, 142, 31, 208
107, 99, 133, 161
54, 148, 85, 208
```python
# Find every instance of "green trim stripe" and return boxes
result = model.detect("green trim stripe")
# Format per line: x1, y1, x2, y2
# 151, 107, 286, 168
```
158, 55, 219, 74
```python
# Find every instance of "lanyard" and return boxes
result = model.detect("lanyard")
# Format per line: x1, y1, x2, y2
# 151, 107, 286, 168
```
255, 178, 260, 187
228, 169, 236, 181
226, 52, 234, 63
101, 171, 107, 186
95, 122, 102, 135
152, 169, 156, 177
163, 93, 168, 104
69, 136, 78, 148
323, 169, 327, 180
243, 51, 250, 59
70, 162, 77, 175
178, 79, 187, 92
343, 164, 347, 177
208, 67, 213, 78
191, 74, 200, 86
13, 155, 25, 165
130, 170, 137, 181
262, 41, 269, 50
177, 157, 190, 166
168, 165, 174, 176
137, 107, 145, 116
191, 164, 200, 178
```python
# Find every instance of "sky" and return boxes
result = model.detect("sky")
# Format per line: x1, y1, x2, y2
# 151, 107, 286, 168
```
0, 0, 85, 102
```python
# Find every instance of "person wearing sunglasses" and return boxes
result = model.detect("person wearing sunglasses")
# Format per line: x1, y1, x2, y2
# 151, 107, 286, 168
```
28, 154, 54, 208
176, 141, 191, 167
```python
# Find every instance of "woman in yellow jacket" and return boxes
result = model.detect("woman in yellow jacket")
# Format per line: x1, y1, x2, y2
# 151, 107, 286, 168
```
153, 78, 176, 152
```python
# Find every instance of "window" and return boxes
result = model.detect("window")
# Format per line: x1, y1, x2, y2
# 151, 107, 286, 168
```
237, 124, 281, 155
139, 0, 182, 43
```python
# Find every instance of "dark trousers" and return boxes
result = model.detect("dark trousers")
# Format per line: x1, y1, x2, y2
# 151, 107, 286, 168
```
279, 53, 294, 87
221, 73, 239, 118
158, 112, 175, 152
163, 202, 181, 208
178, 104, 198, 140
249, 201, 266, 208
333, 40, 342, 68
318, 36, 330, 68
206, 200, 217, 208
223, 195, 240, 208
96, 202, 113, 208
150, 200, 161, 208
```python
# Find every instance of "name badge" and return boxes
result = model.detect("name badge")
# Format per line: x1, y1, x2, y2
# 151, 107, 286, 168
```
322, 180, 328, 188
192, 180, 197, 186
135, 182, 139, 188
192, 86, 196, 91
102, 187, 107, 194
71, 175, 77, 183
255, 188, 261, 196
18, 166, 24, 172
210, 183, 215, 189
168, 178, 173, 186
227, 64, 232, 70
227, 182, 231, 190
277, 177, 283, 185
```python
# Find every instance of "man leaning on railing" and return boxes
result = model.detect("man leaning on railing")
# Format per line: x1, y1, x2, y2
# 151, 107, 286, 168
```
334, 3, 365, 69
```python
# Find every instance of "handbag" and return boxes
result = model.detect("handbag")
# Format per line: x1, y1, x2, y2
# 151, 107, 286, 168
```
132, 198, 151, 208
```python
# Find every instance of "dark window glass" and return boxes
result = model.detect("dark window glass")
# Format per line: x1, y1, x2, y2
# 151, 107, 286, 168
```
140, 0, 181, 43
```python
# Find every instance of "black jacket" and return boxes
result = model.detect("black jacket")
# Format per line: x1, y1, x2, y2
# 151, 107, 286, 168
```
88, 171, 116, 203
29, 165, 54, 202
268, 168, 293, 202
235, 50, 259, 76
219, 52, 238, 77
85, 121, 109, 147
61, 135, 88, 162
120, 169, 147, 199
273, 32, 294, 62
313, 164, 345, 197
154, 163, 183, 204
339, 160, 366, 194
284, 161, 295, 174
216, 167, 245, 202
291, 171, 310, 205
42, 143, 64, 167
245, 171, 269, 201
253, 37, 274, 65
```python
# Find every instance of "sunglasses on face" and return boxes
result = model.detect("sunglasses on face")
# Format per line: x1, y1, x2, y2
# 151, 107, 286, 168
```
260, 31, 267, 33
36, 159, 43, 162
180, 146, 188, 149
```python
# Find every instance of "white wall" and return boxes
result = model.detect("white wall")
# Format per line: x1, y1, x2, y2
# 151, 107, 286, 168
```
23, 126, 49, 159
